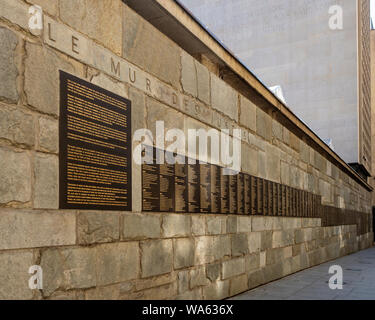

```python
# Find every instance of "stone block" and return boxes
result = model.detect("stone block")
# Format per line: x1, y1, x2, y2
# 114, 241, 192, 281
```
280, 161, 290, 185
125, 282, 177, 300
256, 108, 272, 141
229, 274, 248, 296
176, 288, 202, 300
203, 280, 229, 300
266, 144, 281, 182
181, 51, 197, 96
231, 233, 249, 256
60, 0, 122, 55
192, 215, 205, 236
252, 216, 274, 231
25, 42, 84, 116
260, 231, 273, 251
206, 216, 226, 235
272, 230, 295, 248
222, 257, 245, 279
41, 247, 96, 296
239, 95, 256, 131
241, 143, 258, 176
190, 266, 209, 288
177, 270, 189, 294
211, 74, 238, 121
123, 213, 161, 239
196, 60, 210, 104
97, 242, 139, 286
0, 148, 31, 204
206, 263, 221, 282
38, 116, 58, 153
136, 273, 174, 292
0, 209, 75, 250
245, 253, 260, 271
123, 6, 181, 87
0, 26, 18, 102
77, 211, 120, 244
34, 153, 58, 209
195, 236, 214, 265
141, 239, 172, 278
0, 0, 29, 31
0, 250, 35, 299
248, 232, 261, 253
174, 238, 195, 269
162, 214, 191, 238
237, 216, 252, 233
266, 247, 293, 265
0, 105, 34, 147
248, 269, 265, 290
212, 235, 231, 261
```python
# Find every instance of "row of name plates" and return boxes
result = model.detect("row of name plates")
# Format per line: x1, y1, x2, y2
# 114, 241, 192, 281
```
142, 146, 321, 216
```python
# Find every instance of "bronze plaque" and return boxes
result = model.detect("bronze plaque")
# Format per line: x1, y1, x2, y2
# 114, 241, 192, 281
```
142, 146, 159, 211
251, 176, 257, 215
59, 71, 131, 210
237, 173, 245, 215
221, 169, 230, 214
188, 161, 200, 213
244, 174, 251, 214
175, 154, 188, 213
229, 173, 238, 214
200, 163, 211, 213
257, 178, 263, 215
211, 165, 221, 214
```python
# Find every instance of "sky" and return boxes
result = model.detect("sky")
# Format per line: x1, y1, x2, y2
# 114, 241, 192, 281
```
372, 0, 375, 27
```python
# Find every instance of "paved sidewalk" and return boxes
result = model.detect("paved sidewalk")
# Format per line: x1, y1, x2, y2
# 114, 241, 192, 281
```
231, 247, 375, 300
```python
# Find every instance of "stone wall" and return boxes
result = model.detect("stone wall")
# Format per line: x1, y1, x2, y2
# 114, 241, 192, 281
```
0, 0, 372, 299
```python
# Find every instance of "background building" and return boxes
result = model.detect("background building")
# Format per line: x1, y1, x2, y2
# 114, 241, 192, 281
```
180, 0, 372, 177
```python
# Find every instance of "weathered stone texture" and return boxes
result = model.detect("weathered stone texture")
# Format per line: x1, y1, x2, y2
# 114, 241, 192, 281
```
0, 106, 34, 147
123, 6, 181, 88
211, 74, 238, 120
0, 148, 31, 204
0, 27, 18, 102
196, 60, 210, 104
239, 95, 256, 131
97, 242, 139, 286
0, 0, 29, 30
141, 240, 172, 278
34, 153, 58, 209
25, 42, 84, 116
181, 51, 197, 97
256, 109, 272, 141
222, 257, 245, 279
60, 0, 122, 55
174, 238, 195, 269
0, 209, 75, 250
27, 0, 59, 16
38, 116, 58, 153
162, 214, 191, 238
190, 266, 209, 288
123, 213, 160, 240
0, 250, 35, 300
77, 211, 120, 244
41, 247, 97, 296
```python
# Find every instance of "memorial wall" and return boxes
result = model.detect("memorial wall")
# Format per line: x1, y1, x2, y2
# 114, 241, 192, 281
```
0, 0, 372, 300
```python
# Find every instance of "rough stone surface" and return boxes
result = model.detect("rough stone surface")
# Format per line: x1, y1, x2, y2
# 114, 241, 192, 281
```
190, 266, 209, 288
196, 60, 210, 104
141, 240, 173, 278
239, 95, 256, 131
192, 216, 205, 236
34, 153, 58, 209
206, 216, 226, 235
0, 106, 34, 147
181, 51, 197, 96
203, 280, 229, 300
248, 232, 262, 253
123, 213, 161, 239
38, 116, 58, 153
231, 234, 249, 256
77, 211, 120, 244
206, 263, 221, 281
27, 0, 59, 16
256, 109, 272, 141
211, 74, 238, 120
60, 0, 122, 55
0, 209, 75, 250
25, 42, 83, 116
0, 27, 18, 102
41, 247, 97, 296
230, 274, 248, 296
174, 238, 195, 269
162, 214, 191, 238
96, 242, 139, 286
222, 258, 245, 279
0, 250, 35, 299
123, 6, 181, 88
0, 148, 31, 204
